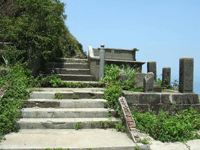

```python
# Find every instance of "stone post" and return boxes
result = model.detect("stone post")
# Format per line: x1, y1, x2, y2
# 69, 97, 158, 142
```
162, 67, 171, 88
99, 44, 105, 81
28, 46, 41, 78
143, 72, 154, 92
147, 61, 156, 82
179, 57, 194, 93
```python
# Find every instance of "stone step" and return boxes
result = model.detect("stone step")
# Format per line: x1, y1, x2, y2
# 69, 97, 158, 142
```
22, 99, 107, 108
46, 62, 89, 69
0, 129, 137, 150
29, 91, 104, 99
58, 58, 88, 63
42, 74, 96, 81
20, 108, 116, 118
46, 68, 91, 75
17, 118, 120, 129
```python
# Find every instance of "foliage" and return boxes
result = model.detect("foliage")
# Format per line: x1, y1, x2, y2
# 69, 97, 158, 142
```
44, 148, 70, 150
0, 0, 87, 68
54, 93, 63, 99
134, 146, 140, 150
72, 94, 79, 99
156, 74, 179, 90
131, 107, 200, 142
137, 138, 150, 144
0, 0, 67, 64
0, 59, 33, 141
75, 122, 82, 130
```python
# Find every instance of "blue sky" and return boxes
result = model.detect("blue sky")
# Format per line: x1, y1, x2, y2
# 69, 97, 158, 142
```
60, 0, 200, 95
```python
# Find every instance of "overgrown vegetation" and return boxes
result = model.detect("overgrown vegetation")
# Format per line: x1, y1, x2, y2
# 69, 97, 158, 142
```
0, 59, 33, 141
99, 64, 143, 132
131, 107, 200, 142
0, 0, 87, 69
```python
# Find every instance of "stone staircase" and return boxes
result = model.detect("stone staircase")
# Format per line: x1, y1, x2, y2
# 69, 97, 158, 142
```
18, 88, 120, 130
44, 58, 98, 83
0, 58, 136, 149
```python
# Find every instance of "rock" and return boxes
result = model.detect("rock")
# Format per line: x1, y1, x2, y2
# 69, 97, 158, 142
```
143, 72, 154, 92
117, 69, 127, 84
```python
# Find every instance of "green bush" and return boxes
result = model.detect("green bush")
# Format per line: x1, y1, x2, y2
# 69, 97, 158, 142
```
0, 59, 33, 141
131, 107, 200, 142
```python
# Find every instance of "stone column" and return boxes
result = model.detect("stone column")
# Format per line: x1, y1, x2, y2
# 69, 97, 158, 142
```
99, 44, 105, 81
143, 72, 154, 92
28, 46, 41, 78
147, 61, 156, 81
162, 67, 171, 88
179, 57, 194, 93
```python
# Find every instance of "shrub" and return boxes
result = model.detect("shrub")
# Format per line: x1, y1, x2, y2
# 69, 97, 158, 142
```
131, 107, 200, 142
0, 59, 33, 141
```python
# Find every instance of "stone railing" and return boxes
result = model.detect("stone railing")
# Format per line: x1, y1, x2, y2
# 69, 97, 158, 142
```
146, 57, 195, 93
88, 45, 146, 81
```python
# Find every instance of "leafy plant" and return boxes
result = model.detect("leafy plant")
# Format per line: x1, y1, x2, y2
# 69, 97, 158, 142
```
137, 138, 150, 144
131, 107, 200, 142
134, 146, 140, 150
44, 148, 70, 150
75, 122, 82, 130
54, 93, 63, 99
72, 94, 79, 99
0, 59, 32, 141
92, 96, 97, 99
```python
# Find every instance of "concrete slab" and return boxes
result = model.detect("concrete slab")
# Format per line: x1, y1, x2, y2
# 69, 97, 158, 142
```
17, 118, 120, 129
22, 99, 107, 108
20, 108, 115, 118
138, 131, 200, 150
0, 129, 136, 150
27, 88, 105, 93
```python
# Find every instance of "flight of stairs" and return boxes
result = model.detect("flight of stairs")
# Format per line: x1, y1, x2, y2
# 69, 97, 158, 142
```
0, 58, 137, 149
18, 89, 120, 130
44, 58, 98, 83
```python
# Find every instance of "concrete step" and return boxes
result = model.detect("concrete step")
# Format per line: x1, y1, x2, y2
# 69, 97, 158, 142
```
42, 74, 96, 81
0, 129, 136, 150
46, 68, 91, 75
58, 58, 88, 63
29, 91, 105, 99
46, 62, 89, 69
17, 118, 120, 129
22, 99, 107, 108
20, 108, 116, 118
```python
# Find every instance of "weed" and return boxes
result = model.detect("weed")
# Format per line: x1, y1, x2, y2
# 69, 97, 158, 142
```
72, 94, 79, 99
115, 121, 126, 132
75, 122, 82, 130
137, 138, 150, 144
44, 148, 70, 150
54, 93, 63, 99
92, 96, 97, 99
134, 146, 140, 150
131, 107, 200, 142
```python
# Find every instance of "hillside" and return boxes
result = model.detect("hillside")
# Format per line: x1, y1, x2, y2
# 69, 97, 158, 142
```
0, 0, 87, 59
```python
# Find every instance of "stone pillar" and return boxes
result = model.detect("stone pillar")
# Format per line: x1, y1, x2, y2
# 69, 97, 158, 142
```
147, 61, 156, 82
143, 72, 154, 92
162, 67, 171, 88
99, 44, 105, 81
179, 57, 194, 93
28, 46, 41, 78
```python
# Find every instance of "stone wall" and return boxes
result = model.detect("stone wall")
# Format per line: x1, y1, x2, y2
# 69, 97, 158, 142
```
124, 91, 200, 114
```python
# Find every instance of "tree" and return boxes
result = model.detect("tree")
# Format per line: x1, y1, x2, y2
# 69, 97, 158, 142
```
0, 0, 67, 64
